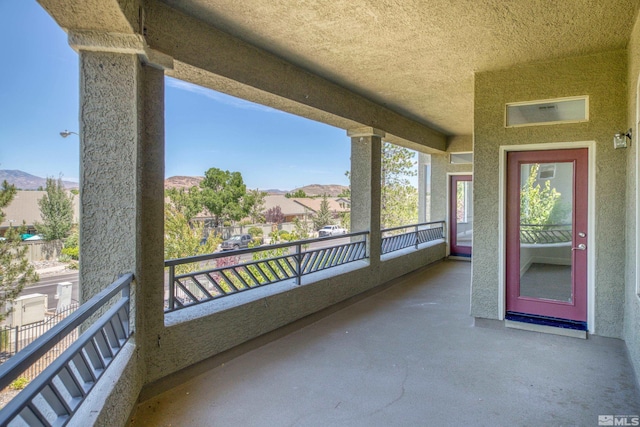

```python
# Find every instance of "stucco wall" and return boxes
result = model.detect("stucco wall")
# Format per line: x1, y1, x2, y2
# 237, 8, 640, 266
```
418, 135, 473, 227
472, 50, 627, 338
625, 13, 640, 388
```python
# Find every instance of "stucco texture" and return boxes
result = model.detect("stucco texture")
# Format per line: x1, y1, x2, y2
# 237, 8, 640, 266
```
625, 12, 640, 388
472, 50, 627, 338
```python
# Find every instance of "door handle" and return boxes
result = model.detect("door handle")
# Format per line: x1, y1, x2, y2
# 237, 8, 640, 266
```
572, 243, 586, 251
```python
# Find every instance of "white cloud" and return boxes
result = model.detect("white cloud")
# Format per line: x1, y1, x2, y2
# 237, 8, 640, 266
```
166, 78, 281, 114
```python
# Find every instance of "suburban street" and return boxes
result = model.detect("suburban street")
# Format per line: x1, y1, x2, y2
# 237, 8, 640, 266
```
20, 272, 79, 310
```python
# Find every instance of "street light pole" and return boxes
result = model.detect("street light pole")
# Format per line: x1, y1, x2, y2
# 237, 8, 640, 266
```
59, 130, 78, 138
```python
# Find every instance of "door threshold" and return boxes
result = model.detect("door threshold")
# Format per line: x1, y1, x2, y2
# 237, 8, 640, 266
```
506, 320, 587, 339
505, 312, 587, 339
448, 256, 471, 262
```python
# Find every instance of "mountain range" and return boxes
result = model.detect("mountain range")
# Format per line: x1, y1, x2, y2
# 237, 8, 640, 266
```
0, 171, 347, 196
0, 170, 79, 190
164, 176, 347, 197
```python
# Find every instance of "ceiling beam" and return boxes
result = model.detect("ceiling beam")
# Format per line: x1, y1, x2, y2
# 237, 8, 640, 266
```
144, 0, 446, 151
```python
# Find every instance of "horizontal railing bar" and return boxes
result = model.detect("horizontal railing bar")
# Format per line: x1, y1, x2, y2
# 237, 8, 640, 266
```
381, 221, 445, 234
165, 231, 369, 267
0, 274, 133, 391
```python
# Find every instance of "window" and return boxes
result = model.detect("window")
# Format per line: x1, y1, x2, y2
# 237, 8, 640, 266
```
537, 164, 556, 180
506, 96, 589, 127
450, 152, 473, 164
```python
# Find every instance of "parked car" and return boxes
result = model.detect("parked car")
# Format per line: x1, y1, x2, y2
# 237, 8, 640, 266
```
318, 225, 347, 237
221, 234, 254, 250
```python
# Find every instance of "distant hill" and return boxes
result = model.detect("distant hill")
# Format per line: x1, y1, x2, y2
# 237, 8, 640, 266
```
164, 176, 347, 196
164, 176, 204, 190
0, 170, 78, 190
292, 184, 348, 197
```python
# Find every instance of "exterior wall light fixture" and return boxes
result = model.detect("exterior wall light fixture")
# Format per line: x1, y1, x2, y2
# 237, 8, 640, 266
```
614, 128, 632, 149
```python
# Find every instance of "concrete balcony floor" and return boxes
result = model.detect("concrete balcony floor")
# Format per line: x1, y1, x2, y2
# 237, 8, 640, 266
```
129, 261, 640, 426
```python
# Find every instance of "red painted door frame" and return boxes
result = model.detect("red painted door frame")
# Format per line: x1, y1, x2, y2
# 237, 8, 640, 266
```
506, 149, 588, 321
450, 175, 472, 257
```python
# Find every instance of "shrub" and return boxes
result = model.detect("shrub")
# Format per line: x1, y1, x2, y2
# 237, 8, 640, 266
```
248, 227, 263, 237
64, 229, 79, 249
10, 377, 29, 390
68, 261, 79, 270
278, 231, 291, 241
61, 246, 79, 260
58, 254, 72, 263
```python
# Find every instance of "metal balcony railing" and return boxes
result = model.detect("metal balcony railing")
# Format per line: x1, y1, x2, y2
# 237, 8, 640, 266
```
165, 232, 369, 312
519, 224, 572, 244
381, 221, 446, 254
0, 273, 132, 427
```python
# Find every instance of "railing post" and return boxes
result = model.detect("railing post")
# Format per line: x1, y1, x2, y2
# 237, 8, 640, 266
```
415, 224, 419, 249
121, 280, 131, 335
295, 243, 302, 285
14, 326, 18, 356
442, 221, 447, 242
168, 265, 175, 311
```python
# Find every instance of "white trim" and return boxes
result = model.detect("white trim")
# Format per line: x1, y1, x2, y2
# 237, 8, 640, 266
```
498, 141, 596, 332
446, 172, 473, 257
505, 95, 589, 128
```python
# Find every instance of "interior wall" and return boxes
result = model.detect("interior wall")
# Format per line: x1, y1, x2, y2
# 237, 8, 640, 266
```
472, 50, 627, 338
625, 11, 640, 389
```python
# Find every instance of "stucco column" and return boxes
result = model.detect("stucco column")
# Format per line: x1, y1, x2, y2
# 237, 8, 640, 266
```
73, 32, 171, 357
418, 152, 432, 223
348, 127, 383, 265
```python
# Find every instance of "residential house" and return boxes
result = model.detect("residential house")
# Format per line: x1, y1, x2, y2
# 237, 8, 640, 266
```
0, 190, 79, 236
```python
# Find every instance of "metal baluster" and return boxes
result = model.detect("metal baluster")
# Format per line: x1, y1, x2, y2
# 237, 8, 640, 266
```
295, 243, 302, 285
168, 265, 175, 311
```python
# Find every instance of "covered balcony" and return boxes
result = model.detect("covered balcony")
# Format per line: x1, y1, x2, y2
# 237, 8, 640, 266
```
2, 0, 640, 425
130, 261, 640, 426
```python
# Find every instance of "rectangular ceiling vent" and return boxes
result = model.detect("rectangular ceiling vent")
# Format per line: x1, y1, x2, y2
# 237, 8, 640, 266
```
505, 96, 588, 127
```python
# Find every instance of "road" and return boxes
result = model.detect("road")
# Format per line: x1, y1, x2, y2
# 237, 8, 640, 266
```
20, 272, 80, 310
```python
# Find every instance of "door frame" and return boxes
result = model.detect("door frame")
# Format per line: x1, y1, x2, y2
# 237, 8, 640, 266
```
497, 141, 596, 332
446, 172, 473, 257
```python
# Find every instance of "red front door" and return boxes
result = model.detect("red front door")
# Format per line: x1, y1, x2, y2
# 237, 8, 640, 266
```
506, 149, 588, 322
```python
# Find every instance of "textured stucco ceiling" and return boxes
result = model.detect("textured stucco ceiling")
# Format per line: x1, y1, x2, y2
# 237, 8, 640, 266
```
158, 0, 639, 136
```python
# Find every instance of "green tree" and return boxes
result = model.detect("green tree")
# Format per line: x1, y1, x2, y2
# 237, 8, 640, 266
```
0, 181, 38, 322
380, 142, 418, 229
285, 189, 307, 198
164, 204, 221, 275
200, 168, 252, 227
312, 194, 333, 230
247, 189, 267, 224
166, 186, 202, 223
36, 177, 75, 241
520, 164, 562, 225
291, 217, 311, 240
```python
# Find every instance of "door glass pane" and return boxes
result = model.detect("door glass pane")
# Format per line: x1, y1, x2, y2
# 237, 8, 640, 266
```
456, 180, 472, 248
519, 162, 573, 302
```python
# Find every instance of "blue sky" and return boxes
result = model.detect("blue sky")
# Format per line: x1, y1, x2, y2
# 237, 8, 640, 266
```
0, 1, 353, 191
